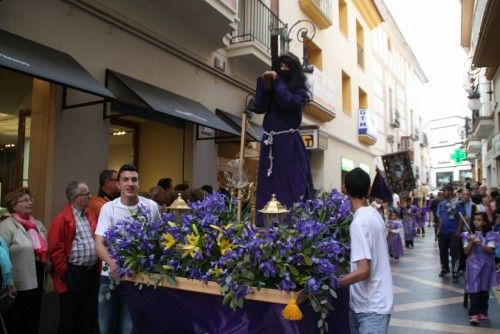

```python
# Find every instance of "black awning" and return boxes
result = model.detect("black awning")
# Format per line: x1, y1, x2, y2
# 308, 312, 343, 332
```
216, 109, 264, 141
106, 70, 239, 135
0, 29, 114, 100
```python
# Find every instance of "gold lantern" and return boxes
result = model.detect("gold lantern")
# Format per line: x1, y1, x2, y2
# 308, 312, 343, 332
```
167, 193, 190, 223
258, 194, 289, 227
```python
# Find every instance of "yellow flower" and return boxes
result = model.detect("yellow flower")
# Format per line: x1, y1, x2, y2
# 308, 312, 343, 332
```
161, 233, 176, 250
207, 265, 223, 278
182, 233, 201, 258
217, 237, 233, 255
186, 233, 200, 246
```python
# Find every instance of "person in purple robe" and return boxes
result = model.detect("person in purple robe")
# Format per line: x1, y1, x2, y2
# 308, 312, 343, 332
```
462, 212, 498, 325
253, 52, 313, 226
401, 197, 417, 248
386, 211, 404, 261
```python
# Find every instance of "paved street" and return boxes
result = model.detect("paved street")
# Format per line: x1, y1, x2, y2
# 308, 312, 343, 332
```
388, 229, 500, 334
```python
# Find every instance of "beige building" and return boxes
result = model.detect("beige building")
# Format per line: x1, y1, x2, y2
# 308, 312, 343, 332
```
371, 1, 430, 188
461, 0, 500, 187
0, 0, 432, 228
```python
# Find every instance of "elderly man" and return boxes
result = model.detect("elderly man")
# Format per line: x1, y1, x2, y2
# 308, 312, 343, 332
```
88, 170, 119, 218
95, 164, 160, 333
48, 181, 100, 334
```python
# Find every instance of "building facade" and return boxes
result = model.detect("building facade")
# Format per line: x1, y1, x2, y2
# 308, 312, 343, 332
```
0, 0, 432, 227
371, 1, 430, 188
461, 0, 500, 187
428, 116, 472, 188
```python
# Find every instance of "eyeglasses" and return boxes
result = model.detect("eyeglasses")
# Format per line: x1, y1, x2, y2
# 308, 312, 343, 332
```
76, 192, 91, 198
17, 197, 34, 203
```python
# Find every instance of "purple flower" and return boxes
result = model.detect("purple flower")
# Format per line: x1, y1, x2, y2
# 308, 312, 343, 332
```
306, 278, 320, 293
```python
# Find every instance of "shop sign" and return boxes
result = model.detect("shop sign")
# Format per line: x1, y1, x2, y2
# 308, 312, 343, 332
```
300, 126, 328, 151
197, 126, 215, 139
305, 65, 336, 113
358, 109, 377, 145
341, 157, 355, 171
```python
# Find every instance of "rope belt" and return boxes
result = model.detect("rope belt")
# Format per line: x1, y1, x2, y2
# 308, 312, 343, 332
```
263, 128, 299, 177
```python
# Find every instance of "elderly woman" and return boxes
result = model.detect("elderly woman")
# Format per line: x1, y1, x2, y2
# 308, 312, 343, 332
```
0, 187, 48, 334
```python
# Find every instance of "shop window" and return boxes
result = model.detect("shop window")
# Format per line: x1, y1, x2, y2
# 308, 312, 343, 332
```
342, 71, 352, 115
339, 0, 348, 37
0, 69, 32, 202
436, 172, 453, 186
108, 120, 138, 171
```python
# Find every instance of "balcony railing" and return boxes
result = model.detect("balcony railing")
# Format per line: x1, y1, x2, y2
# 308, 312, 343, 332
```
399, 136, 414, 152
231, 0, 287, 54
357, 44, 364, 68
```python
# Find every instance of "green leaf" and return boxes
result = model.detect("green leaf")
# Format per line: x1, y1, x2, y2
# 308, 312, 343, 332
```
289, 265, 299, 276
329, 289, 337, 299
222, 293, 232, 306
321, 284, 329, 291
303, 248, 312, 256
303, 255, 312, 266
317, 319, 324, 328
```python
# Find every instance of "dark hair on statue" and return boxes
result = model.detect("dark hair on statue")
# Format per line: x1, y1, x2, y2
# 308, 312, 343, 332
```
273, 51, 311, 101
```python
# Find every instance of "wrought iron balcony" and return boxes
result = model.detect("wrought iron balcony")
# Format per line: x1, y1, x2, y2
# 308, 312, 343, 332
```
230, 0, 287, 54
470, 109, 494, 140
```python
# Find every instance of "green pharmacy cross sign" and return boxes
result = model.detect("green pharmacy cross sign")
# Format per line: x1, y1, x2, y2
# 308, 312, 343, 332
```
450, 149, 467, 164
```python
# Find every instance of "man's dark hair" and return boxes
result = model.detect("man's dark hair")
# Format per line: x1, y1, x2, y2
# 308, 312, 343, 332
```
157, 178, 172, 190
117, 164, 138, 180
344, 168, 371, 199
471, 193, 485, 205
99, 170, 117, 187
201, 185, 213, 194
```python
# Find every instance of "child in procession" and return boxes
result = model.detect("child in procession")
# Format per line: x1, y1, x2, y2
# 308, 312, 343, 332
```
402, 197, 417, 248
462, 212, 498, 325
386, 210, 404, 261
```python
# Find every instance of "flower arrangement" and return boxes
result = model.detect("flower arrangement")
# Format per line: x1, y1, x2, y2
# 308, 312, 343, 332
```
104, 190, 352, 333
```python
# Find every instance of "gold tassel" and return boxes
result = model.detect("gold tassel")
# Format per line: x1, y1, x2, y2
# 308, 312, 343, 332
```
282, 297, 303, 321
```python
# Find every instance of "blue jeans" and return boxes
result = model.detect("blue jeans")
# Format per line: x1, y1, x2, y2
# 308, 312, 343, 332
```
98, 276, 133, 334
349, 310, 391, 334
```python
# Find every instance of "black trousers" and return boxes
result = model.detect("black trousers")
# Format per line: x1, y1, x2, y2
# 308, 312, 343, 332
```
438, 232, 461, 273
58, 264, 99, 334
469, 291, 489, 316
3, 260, 44, 334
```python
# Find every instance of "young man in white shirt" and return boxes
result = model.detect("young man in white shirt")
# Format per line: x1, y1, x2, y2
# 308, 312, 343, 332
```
95, 164, 160, 333
339, 167, 393, 334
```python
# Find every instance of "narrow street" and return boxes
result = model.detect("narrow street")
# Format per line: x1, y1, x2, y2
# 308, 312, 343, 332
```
388, 229, 500, 334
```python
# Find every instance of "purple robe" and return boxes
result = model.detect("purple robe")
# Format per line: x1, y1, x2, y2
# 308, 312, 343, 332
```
461, 231, 499, 293
254, 76, 313, 225
387, 220, 404, 258
402, 205, 417, 241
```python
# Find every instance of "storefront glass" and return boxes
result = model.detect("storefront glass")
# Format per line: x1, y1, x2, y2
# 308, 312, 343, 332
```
0, 69, 32, 204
